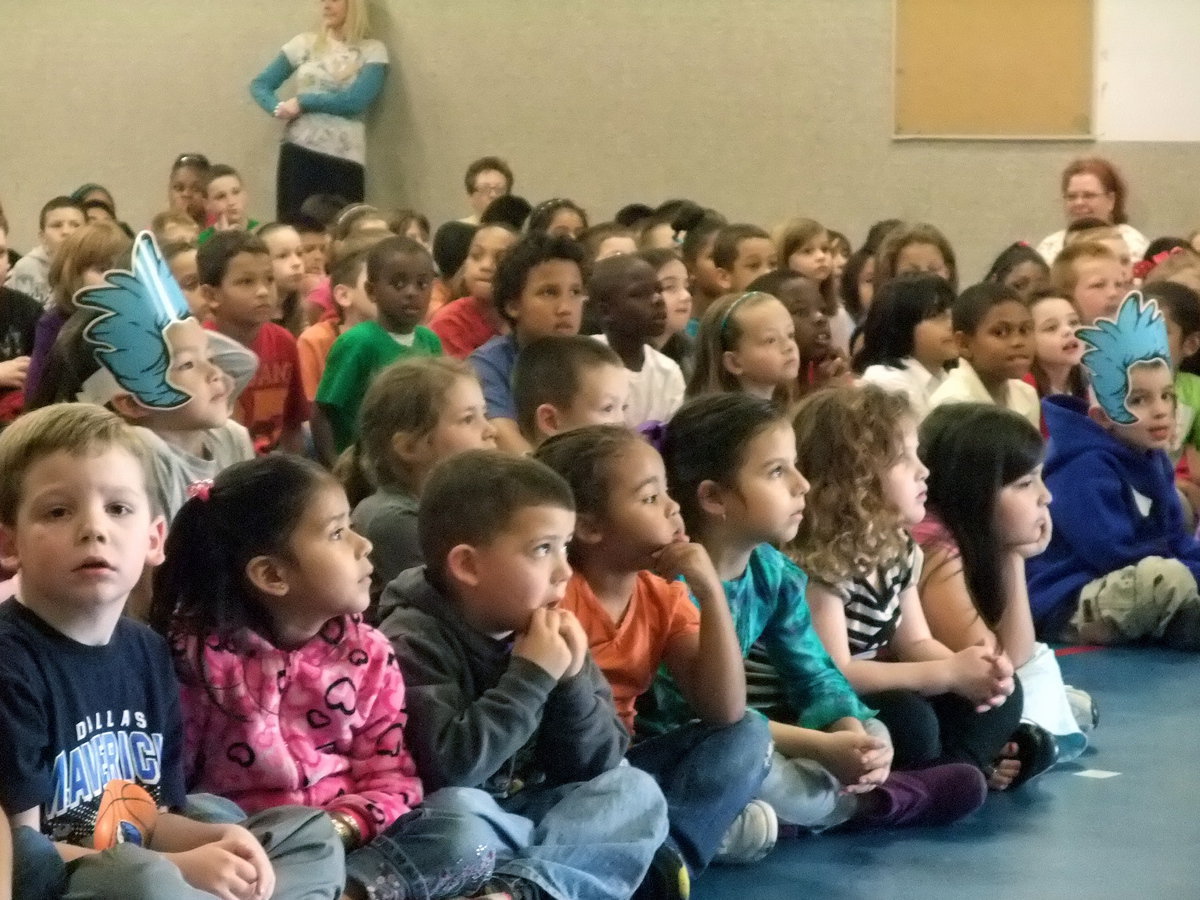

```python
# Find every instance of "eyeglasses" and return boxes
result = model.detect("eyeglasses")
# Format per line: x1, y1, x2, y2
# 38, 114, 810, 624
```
1064, 191, 1108, 202
472, 184, 507, 198
174, 153, 210, 169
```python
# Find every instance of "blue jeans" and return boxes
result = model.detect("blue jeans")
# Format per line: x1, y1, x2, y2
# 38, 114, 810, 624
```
346, 788, 497, 900
422, 768, 668, 900
13, 802, 344, 900
626, 712, 772, 873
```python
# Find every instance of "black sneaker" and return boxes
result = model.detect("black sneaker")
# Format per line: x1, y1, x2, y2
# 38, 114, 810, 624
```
633, 843, 691, 900
473, 875, 549, 900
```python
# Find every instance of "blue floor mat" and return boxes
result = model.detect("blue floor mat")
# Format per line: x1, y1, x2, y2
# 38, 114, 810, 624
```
694, 647, 1200, 900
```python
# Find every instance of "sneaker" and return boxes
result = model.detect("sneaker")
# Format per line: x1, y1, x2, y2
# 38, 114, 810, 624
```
471, 876, 547, 900
633, 843, 691, 900
1064, 685, 1099, 732
713, 799, 778, 865
850, 763, 987, 829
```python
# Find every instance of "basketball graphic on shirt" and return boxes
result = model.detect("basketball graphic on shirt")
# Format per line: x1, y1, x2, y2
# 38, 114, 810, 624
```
92, 779, 158, 849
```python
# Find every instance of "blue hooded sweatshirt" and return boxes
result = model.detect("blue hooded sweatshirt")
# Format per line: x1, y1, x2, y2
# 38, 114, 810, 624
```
1026, 395, 1200, 637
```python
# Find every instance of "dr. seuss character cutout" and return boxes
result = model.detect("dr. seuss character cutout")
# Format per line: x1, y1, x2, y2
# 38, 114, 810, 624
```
1077, 290, 1172, 426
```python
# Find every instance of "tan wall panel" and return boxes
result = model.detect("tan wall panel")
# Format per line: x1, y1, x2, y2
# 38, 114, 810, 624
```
3, 1, 1200, 281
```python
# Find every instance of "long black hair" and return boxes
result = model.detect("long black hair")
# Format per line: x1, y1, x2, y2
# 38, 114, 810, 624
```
150, 455, 336, 678
661, 393, 786, 536
918, 404, 1044, 628
853, 273, 955, 373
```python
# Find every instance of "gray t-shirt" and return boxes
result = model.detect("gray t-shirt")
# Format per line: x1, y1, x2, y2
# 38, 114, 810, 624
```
352, 487, 420, 603
135, 422, 255, 523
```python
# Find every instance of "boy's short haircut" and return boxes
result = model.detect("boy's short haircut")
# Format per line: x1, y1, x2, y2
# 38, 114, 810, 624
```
330, 248, 369, 292
464, 156, 514, 194
1050, 241, 1119, 296
300, 193, 351, 227
0, 403, 149, 527
150, 209, 199, 236
493, 232, 586, 327
1066, 224, 1121, 248
203, 163, 242, 193
712, 224, 771, 271
745, 268, 807, 299
419, 449, 574, 587
288, 213, 327, 235
481, 195, 532, 232
160, 239, 197, 263
39, 196, 85, 231
197, 230, 269, 286
512, 335, 623, 439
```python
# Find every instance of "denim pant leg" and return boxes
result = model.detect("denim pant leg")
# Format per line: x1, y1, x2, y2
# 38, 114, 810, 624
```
346, 790, 496, 900
12, 825, 67, 900
63, 844, 216, 900
626, 712, 772, 874
242, 805, 346, 900
497, 767, 669, 900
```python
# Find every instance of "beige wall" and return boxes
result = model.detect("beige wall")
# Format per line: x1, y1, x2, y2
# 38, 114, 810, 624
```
5, 1, 1200, 280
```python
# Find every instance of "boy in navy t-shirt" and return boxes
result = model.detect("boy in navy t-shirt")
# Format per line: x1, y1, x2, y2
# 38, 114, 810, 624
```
0, 403, 343, 899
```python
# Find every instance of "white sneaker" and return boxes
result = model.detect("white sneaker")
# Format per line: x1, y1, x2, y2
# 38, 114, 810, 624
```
713, 799, 778, 865
1064, 685, 1099, 732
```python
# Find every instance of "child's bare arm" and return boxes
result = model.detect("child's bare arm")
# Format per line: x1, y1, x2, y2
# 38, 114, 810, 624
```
152, 812, 275, 900
658, 543, 746, 725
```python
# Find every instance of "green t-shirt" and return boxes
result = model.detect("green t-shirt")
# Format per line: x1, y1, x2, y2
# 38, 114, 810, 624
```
317, 320, 442, 451
197, 219, 261, 245
1175, 371, 1200, 457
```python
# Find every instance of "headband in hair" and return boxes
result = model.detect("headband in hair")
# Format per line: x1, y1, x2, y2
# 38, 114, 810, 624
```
719, 292, 764, 333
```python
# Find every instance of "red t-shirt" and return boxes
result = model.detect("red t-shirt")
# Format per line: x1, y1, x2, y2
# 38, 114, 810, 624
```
209, 322, 309, 453
428, 297, 500, 360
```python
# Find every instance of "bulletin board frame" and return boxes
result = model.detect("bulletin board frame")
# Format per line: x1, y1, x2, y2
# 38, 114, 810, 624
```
893, 0, 1095, 142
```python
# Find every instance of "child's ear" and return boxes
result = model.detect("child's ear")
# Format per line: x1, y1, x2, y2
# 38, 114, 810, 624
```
573, 511, 605, 547
445, 544, 481, 588
1184, 333, 1200, 359
390, 430, 428, 467
721, 350, 745, 378
715, 267, 733, 293
0, 523, 18, 574
953, 330, 972, 359
110, 393, 151, 421
245, 554, 291, 597
696, 479, 727, 520
535, 403, 561, 438
332, 283, 351, 310
145, 515, 167, 568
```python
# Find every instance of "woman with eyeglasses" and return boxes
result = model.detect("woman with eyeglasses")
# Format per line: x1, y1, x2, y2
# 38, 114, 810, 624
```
250, 0, 388, 220
1035, 157, 1148, 265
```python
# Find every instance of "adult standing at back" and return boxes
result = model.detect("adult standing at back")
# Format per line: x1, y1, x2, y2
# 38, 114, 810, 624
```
250, 0, 388, 220
1036, 157, 1148, 264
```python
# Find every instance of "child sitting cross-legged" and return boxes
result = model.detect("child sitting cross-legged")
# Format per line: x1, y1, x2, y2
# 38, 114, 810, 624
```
1028, 291, 1200, 648
0, 404, 345, 900
643, 393, 987, 835
150, 453, 502, 900
379, 451, 680, 900
535, 426, 776, 870
792, 386, 1056, 790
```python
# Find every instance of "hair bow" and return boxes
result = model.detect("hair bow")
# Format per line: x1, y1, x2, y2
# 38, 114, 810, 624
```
638, 420, 668, 453
187, 479, 214, 502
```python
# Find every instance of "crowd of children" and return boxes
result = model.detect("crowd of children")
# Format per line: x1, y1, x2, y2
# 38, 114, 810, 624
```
6, 121, 1200, 900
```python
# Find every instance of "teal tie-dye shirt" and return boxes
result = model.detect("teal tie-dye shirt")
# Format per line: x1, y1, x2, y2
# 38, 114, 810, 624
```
641, 543, 873, 734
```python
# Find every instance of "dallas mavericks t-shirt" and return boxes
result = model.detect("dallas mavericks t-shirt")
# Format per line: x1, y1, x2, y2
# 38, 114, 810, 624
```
0, 599, 186, 844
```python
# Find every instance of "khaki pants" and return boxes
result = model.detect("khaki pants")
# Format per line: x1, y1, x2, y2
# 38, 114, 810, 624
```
1071, 556, 1200, 650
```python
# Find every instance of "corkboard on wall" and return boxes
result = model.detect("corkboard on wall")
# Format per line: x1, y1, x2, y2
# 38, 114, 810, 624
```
894, 0, 1094, 139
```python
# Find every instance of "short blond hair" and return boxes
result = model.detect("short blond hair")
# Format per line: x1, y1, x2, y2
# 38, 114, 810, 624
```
0, 403, 150, 526
1049, 240, 1119, 297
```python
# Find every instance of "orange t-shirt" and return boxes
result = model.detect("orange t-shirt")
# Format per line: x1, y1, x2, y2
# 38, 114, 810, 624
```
298, 317, 341, 401
562, 571, 700, 733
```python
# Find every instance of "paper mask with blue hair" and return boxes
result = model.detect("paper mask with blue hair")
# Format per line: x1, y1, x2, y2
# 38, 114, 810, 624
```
75, 231, 195, 409
1076, 291, 1170, 425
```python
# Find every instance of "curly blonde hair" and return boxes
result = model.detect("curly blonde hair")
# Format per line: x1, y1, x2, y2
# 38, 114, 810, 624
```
788, 384, 914, 583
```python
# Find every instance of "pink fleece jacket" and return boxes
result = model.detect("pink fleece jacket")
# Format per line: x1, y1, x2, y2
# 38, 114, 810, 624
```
175, 615, 422, 840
